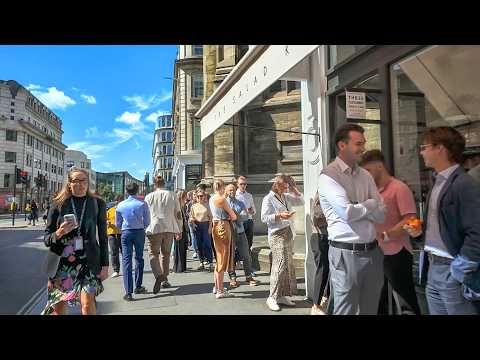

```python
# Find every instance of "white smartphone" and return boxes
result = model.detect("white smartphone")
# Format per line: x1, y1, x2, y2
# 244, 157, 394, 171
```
63, 214, 78, 227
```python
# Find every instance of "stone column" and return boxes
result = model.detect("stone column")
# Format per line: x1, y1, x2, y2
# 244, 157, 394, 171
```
202, 45, 217, 180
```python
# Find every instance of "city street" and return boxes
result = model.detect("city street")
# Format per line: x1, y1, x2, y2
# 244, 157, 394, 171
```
0, 225, 48, 315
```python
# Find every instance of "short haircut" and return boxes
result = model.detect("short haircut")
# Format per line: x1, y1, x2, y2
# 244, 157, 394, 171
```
334, 123, 365, 149
154, 175, 165, 188
359, 149, 385, 167
126, 183, 139, 195
237, 175, 247, 182
196, 183, 208, 191
422, 126, 465, 163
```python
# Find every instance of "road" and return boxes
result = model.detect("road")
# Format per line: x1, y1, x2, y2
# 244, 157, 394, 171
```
0, 226, 48, 314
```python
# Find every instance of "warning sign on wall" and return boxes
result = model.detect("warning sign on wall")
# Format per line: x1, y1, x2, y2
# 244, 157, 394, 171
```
346, 91, 366, 119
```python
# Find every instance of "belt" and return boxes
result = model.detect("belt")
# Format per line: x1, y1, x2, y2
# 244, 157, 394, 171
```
328, 240, 378, 251
427, 253, 453, 265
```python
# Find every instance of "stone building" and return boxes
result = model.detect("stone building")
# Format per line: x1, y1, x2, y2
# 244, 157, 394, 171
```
200, 46, 304, 235
65, 149, 96, 190
171, 45, 204, 191
0, 80, 66, 210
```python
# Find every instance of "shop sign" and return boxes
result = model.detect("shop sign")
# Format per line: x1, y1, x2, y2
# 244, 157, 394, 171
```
186, 165, 202, 180
346, 91, 366, 119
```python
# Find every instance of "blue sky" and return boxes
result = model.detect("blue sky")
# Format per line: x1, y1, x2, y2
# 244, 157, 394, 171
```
0, 45, 177, 180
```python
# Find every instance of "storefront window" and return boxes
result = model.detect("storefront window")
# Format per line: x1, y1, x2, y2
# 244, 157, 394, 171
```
391, 45, 480, 208
328, 45, 370, 69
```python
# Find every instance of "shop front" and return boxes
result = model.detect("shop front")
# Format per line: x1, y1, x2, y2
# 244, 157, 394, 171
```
326, 45, 480, 313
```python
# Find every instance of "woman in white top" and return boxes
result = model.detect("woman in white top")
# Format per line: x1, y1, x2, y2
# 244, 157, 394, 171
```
261, 174, 304, 311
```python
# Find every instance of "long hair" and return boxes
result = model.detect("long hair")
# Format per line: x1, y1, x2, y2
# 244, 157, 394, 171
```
53, 167, 98, 208
213, 179, 225, 193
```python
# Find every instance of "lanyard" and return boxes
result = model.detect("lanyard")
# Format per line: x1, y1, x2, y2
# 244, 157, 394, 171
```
274, 193, 289, 211
71, 197, 87, 237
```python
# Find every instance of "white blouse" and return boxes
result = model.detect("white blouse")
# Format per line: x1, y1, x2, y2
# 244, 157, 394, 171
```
261, 190, 304, 239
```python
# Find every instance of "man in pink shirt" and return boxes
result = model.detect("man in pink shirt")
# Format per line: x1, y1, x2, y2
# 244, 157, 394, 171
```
360, 150, 421, 315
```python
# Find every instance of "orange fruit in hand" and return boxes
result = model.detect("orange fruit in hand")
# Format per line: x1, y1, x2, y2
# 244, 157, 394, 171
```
406, 217, 423, 231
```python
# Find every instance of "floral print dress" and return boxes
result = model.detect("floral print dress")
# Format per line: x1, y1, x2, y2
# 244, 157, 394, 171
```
41, 239, 103, 315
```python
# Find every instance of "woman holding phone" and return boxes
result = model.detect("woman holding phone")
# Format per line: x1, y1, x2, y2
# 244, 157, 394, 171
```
261, 174, 304, 311
42, 166, 109, 315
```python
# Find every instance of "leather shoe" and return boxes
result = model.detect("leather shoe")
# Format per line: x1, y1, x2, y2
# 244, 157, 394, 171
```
134, 286, 147, 294
153, 277, 162, 294
123, 294, 133, 302
161, 281, 171, 288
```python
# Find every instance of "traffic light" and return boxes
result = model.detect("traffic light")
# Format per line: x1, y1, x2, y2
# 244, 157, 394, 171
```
15, 168, 22, 184
20, 171, 28, 184
35, 174, 42, 188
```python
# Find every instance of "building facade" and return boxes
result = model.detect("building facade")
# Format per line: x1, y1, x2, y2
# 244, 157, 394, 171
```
171, 45, 204, 191
65, 149, 96, 190
152, 114, 174, 190
200, 45, 304, 236
0, 80, 66, 210
96, 171, 146, 199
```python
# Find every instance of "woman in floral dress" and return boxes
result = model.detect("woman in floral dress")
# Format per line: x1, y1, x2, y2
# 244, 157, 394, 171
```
42, 167, 109, 315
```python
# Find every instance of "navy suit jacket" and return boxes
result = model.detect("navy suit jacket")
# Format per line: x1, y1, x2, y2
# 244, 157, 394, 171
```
423, 166, 480, 262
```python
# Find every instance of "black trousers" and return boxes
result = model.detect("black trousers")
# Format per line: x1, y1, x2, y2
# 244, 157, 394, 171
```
243, 219, 254, 250
378, 247, 421, 315
108, 234, 122, 273
174, 230, 189, 273
310, 233, 330, 305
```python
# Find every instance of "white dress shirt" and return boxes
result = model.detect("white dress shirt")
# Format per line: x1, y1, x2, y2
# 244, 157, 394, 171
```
318, 157, 386, 244
144, 188, 182, 235
261, 190, 304, 239
236, 189, 256, 220
424, 164, 460, 259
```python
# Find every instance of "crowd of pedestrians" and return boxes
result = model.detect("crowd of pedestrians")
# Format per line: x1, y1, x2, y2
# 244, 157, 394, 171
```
39, 124, 480, 315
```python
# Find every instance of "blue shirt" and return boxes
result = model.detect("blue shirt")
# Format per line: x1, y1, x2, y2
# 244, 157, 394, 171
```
115, 195, 151, 231
226, 196, 248, 234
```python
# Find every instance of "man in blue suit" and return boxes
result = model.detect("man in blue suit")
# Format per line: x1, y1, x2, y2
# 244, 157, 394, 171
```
410, 127, 480, 315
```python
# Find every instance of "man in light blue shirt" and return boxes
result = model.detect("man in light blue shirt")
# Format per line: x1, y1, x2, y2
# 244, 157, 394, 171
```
116, 183, 150, 301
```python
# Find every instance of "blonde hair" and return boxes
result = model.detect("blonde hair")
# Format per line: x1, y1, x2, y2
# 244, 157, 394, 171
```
271, 173, 290, 193
213, 179, 225, 193
53, 167, 98, 208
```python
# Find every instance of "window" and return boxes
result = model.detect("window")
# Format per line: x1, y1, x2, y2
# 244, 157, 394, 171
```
10, 109, 14, 113
81, 162, 84, 168
4, 174, 11, 188
45, 162, 48, 171
287, 81, 301, 94
10, 116, 14, 120
217, 45, 224, 62
166, 130, 172, 142
162, 145, 167, 155
6, 130, 17, 141
269, 80, 284, 94
5, 152, 16, 163
192, 73, 203, 98
193, 45, 203, 56
11, 102, 15, 106
167, 144, 173, 155
328, 45, 370, 69
194, 120, 201, 150
161, 132, 167, 142
280, 140, 303, 163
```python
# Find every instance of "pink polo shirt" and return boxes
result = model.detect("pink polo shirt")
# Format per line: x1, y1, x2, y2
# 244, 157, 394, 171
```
375, 177, 417, 256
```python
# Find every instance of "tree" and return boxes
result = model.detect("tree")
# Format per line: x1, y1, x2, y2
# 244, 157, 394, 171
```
97, 183, 115, 202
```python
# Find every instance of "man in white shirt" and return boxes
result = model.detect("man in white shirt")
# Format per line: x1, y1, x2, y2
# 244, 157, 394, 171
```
318, 123, 386, 315
144, 176, 182, 294
236, 176, 256, 252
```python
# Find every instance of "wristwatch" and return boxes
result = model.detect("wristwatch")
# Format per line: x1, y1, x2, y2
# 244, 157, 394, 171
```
383, 231, 390, 242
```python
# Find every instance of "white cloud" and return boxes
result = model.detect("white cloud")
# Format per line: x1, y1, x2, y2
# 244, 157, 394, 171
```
72, 87, 79, 92
123, 90, 172, 111
29, 86, 76, 110
115, 111, 141, 126
67, 142, 109, 159
81, 94, 97, 104
27, 84, 43, 90
107, 128, 134, 144
134, 140, 141, 150
85, 126, 99, 138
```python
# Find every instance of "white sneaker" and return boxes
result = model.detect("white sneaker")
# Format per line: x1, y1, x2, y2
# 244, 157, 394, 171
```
310, 306, 326, 315
266, 297, 280, 311
216, 290, 234, 299
277, 296, 296, 307
212, 286, 227, 294
110, 271, 120, 278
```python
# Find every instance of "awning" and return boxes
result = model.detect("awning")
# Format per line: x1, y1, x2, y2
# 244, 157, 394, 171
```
195, 45, 320, 141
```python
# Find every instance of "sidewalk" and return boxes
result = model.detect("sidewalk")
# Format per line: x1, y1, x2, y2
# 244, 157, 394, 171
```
0, 217, 31, 229
27, 240, 310, 315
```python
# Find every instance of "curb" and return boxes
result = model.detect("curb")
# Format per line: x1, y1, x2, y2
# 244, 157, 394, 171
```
0, 226, 28, 229
17, 287, 45, 315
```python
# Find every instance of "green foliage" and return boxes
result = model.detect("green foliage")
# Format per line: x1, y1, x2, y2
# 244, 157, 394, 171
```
96, 183, 115, 202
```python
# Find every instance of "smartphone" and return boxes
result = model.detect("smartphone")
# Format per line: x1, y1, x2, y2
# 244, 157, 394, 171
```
63, 213, 78, 227
288, 211, 296, 216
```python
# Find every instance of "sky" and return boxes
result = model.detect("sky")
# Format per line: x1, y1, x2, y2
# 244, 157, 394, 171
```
0, 45, 177, 180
